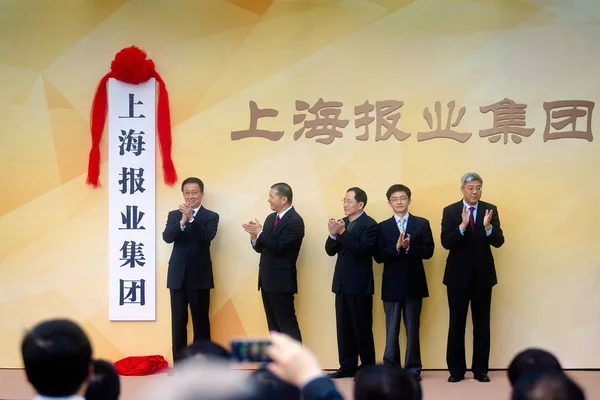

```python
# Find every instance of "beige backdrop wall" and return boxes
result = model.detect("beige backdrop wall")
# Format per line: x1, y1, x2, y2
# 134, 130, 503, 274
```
1, 0, 599, 369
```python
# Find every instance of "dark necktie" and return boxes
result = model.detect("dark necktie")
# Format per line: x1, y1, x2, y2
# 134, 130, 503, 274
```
468, 206, 475, 232
273, 214, 280, 228
347, 219, 356, 232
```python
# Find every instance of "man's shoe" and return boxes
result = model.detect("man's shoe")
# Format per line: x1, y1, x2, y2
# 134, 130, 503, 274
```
448, 375, 463, 383
475, 373, 491, 382
327, 368, 356, 379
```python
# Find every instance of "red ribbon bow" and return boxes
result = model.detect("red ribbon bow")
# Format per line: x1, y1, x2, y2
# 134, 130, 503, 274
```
87, 46, 177, 187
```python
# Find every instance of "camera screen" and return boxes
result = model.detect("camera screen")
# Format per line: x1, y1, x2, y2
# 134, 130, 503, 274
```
230, 339, 271, 362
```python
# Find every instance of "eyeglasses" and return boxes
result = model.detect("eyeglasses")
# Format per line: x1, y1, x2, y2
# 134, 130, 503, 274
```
341, 199, 356, 204
389, 196, 408, 202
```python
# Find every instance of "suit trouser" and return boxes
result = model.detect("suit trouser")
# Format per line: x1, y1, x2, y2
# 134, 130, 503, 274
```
383, 298, 423, 375
446, 285, 492, 377
170, 288, 211, 361
335, 293, 376, 371
261, 290, 302, 343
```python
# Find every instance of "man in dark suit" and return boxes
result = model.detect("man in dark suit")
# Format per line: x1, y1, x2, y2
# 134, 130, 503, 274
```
441, 172, 504, 383
325, 187, 377, 378
243, 182, 304, 342
374, 184, 434, 382
163, 177, 219, 362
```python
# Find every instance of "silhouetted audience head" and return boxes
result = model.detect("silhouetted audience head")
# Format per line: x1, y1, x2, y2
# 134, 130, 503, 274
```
354, 364, 421, 400
512, 370, 585, 400
141, 359, 254, 400
247, 367, 301, 400
85, 359, 120, 400
508, 348, 563, 386
21, 318, 92, 397
176, 340, 231, 363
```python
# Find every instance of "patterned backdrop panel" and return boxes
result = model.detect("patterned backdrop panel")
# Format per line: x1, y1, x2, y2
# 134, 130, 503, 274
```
0, 0, 599, 368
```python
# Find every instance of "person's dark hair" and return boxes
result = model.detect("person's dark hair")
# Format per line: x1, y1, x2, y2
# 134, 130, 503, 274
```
508, 348, 563, 386
511, 370, 585, 400
85, 359, 120, 400
176, 340, 231, 364
271, 182, 293, 204
247, 367, 300, 400
21, 319, 92, 397
181, 177, 204, 193
386, 184, 411, 200
354, 364, 420, 400
347, 187, 368, 208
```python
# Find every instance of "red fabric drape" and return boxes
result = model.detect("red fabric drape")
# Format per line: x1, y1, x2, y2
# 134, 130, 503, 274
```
114, 355, 170, 376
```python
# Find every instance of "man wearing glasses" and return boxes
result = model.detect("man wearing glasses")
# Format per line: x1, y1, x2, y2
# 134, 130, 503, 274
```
374, 184, 434, 382
325, 187, 377, 379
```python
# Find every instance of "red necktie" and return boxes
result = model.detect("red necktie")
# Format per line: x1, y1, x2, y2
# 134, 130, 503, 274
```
468, 206, 475, 232
273, 214, 280, 228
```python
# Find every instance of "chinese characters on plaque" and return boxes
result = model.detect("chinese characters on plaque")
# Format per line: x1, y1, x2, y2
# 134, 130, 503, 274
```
232, 98, 594, 144
108, 79, 156, 321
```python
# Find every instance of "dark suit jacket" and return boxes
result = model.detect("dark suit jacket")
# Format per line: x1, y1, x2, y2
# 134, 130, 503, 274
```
163, 206, 219, 290
325, 213, 378, 296
253, 207, 305, 294
374, 214, 434, 302
441, 200, 504, 289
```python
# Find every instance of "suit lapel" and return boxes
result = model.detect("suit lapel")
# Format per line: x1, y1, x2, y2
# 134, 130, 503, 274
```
475, 202, 484, 229
349, 213, 366, 232
405, 214, 416, 238
386, 216, 398, 234
272, 207, 293, 235
264, 212, 276, 234
456, 200, 464, 217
